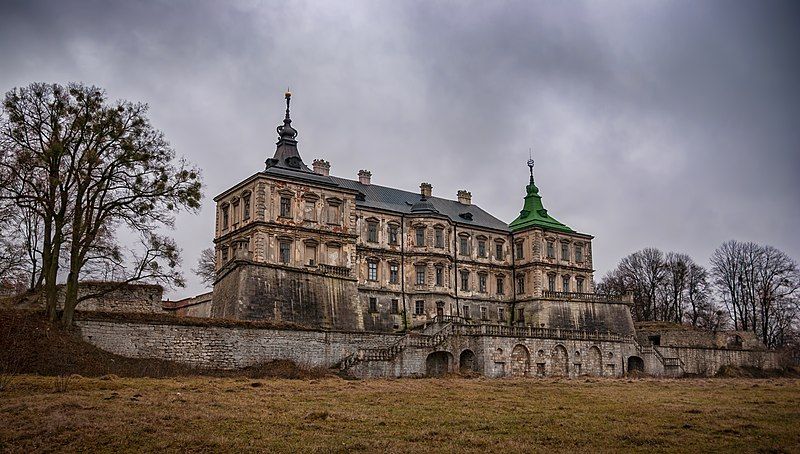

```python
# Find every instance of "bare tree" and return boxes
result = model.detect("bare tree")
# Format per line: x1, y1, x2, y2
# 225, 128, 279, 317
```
193, 247, 217, 287
711, 240, 799, 348
0, 83, 202, 326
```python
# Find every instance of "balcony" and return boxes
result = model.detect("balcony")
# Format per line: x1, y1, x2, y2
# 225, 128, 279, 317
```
318, 264, 352, 278
541, 290, 629, 304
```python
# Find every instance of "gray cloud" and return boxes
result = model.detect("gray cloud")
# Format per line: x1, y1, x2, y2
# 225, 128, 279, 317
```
1, 0, 798, 298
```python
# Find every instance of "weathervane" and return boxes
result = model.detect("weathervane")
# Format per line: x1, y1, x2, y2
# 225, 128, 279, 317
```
527, 148, 535, 180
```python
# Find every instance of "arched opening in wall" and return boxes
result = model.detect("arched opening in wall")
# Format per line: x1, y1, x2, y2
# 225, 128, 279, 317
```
459, 349, 478, 375
551, 345, 569, 377
586, 346, 603, 377
627, 356, 645, 374
426, 351, 453, 377
510, 344, 530, 377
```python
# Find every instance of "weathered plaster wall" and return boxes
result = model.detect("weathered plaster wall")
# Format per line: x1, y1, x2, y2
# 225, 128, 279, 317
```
656, 346, 779, 376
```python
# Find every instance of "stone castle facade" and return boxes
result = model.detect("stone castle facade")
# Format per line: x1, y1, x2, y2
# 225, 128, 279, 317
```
67, 93, 777, 379
210, 92, 634, 339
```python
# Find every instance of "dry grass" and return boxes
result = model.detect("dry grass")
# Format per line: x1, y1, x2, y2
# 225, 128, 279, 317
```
1, 376, 798, 453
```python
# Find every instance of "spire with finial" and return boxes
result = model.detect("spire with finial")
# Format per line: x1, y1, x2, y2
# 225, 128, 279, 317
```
266, 89, 312, 172
277, 88, 298, 140
509, 148, 574, 233
527, 148, 535, 182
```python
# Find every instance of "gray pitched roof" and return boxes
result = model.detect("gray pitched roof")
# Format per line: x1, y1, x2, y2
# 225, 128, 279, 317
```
329, 176, 510, 232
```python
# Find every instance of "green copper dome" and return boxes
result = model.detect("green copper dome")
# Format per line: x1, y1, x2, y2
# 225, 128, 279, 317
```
509, 164, 574, 234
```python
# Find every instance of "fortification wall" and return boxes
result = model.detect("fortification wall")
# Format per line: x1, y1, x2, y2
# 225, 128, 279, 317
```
75, 314, 400, 370
212, 262, 362, 331
34, 282, 164, 313
518, 300, 636, 336
656, 346, 779, 376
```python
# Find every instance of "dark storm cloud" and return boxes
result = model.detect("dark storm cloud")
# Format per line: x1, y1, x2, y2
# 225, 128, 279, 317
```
1, 0, 798, 298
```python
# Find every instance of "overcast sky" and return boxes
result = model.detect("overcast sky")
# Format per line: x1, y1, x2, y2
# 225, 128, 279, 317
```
1, 0, 798, 299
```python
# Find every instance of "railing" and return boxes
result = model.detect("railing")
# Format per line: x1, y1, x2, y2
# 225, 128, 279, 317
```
338, 323, 455, 370
455, 323, 631, 342
541, 290, 623, 303
318, 264, 351, 278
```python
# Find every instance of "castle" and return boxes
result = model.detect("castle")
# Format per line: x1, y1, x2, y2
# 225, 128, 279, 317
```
72, 93, 777, 378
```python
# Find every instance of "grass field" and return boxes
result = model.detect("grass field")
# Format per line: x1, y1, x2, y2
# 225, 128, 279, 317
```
1, 376, 799, 453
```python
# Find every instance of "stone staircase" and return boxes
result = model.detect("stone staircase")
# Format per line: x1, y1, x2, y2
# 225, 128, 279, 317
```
633, 338, 685, 377
334, 320, 456, 372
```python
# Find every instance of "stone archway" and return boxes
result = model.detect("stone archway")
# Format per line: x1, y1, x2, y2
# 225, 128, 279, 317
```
627, 356, 644, 374
426, 351, 454, 377
551, 345, 569, 377
510, 344, 530, 377
459, 349, 477, 375
586, 346, 603, 377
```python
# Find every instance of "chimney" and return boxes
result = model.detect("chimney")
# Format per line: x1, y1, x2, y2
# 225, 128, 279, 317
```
312, 159, 330, 176
457, 190, 472, 205
420, 182, 432, 198
358, 170, 372, 185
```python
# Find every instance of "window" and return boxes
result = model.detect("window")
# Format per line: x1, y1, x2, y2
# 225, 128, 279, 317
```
459, 236, 469, 256
517, 308, 525, 322
561, 242, 569, 261
368, 261, 378, 281
369, 297, 377, 313
280, 197, 292, 218
222, 206, 229, 229
304, 200, 316, 221
548, 274, 556, 291
327, 244, 341, 266
478, 240, 486, 258
391, 299, 399, 314
243, 195, 251, 220
435, 265, 443, 286
389, 263, 399, 284
515, 242, 524, 260
414, 300, 425, 315
460, 270, 470, 291
463, 305, 471, 319
434, 228, 444, 248
478, 274, 487, 293
516, 275, 525, 294
232, 200, 239, 224
576, 277, 585, 293
326, 203, 340, 224
497, 276, 505, 295
575, 244, 584, 263
388, 225, 399, 245
498, 307, 505, 322
367, 221, 378, 243
415, 227, 425, 247
495, 243, 504, 260
279, 241, 291, 264
416, 265, 426, 285
221, 246, 229, 262
305, 243, 317, 266
562, 275, 570, 292
546, 241, 555, 258
480, 306, 488, 320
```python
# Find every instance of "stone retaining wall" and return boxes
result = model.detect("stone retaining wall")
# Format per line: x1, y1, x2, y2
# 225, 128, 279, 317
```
75, 316, 400, 370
